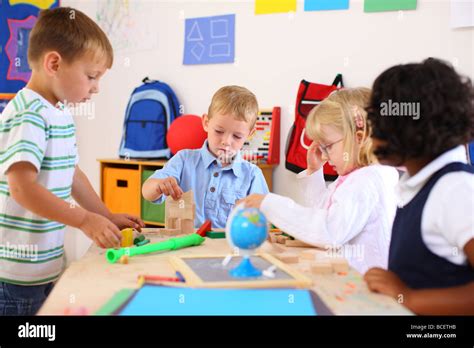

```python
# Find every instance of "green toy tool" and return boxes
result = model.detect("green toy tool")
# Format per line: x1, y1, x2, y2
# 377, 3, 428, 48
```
106, 234, 205, 264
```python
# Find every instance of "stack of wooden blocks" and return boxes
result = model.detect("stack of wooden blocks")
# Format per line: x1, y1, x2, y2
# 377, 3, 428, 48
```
165, 191, 195, 234
269, 231, 350, 275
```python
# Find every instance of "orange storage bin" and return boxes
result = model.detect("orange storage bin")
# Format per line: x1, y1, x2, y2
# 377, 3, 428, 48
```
103, 167, 140, 216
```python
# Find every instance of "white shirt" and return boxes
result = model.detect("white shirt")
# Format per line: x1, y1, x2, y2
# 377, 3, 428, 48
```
261, 165, 399, 274
397, 145, 474, 265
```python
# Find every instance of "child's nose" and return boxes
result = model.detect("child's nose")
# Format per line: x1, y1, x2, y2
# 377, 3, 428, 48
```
91, 83, 99, 94
222, 134, 232, 145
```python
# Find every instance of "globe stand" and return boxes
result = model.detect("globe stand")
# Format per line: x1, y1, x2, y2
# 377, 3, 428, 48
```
229, 255, 262, 278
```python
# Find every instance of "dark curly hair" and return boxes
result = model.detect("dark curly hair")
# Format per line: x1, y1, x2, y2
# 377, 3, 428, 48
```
366, 58, 474, 163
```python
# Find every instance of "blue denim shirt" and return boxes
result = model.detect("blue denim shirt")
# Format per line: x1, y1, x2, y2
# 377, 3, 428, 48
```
150, 141, 269, 228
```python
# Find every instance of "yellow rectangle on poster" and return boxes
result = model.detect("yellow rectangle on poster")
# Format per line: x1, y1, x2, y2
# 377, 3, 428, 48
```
255, 0, 297, 15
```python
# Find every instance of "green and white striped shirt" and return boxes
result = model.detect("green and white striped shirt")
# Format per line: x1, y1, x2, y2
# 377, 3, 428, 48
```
0, 88, 78, 285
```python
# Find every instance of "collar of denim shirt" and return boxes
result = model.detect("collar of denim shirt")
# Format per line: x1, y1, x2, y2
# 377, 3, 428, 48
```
199, 140, 243, 178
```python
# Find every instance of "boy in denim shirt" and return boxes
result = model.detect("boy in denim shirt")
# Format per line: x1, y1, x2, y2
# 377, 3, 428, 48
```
142, 86, 269, 228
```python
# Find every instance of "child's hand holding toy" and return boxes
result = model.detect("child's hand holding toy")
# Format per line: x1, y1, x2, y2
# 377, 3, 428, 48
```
154, 177, 184, 200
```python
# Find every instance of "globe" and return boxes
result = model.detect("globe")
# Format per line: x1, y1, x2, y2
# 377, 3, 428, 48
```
225, 206, 269, 278
229, 208, 268, 250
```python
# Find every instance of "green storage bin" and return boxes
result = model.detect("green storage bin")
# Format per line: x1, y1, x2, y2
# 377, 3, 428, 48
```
141, 169, 166, 223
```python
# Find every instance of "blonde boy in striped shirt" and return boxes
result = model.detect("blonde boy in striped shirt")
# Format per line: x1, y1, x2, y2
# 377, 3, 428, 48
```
0, 7, 144, 315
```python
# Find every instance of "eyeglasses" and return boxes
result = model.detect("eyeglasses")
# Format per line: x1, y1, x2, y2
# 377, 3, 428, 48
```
318, 139, 343, 156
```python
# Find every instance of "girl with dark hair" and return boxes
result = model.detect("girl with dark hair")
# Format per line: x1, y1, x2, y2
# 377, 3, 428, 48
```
364, 58, 474, 315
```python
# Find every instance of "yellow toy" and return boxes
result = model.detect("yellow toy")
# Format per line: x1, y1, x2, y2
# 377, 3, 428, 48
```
121, 228, 134, 247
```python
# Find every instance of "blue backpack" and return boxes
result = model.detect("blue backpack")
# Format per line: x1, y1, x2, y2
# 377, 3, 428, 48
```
119, 77, 182, 159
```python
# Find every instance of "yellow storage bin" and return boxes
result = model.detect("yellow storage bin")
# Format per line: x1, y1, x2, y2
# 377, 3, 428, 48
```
103, 167, 140, 216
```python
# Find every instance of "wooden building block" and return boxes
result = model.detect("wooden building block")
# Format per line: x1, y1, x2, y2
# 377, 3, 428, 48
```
140, 228, 161, 235
285, 239, 313, 248
260, 240, 286, 254
168, 206, 195, 220
300, 249, 319, 261
330, 257, 349, 273
159, 228, 181, 236
182, 206, 195, 220
165, 190, 195, 234
269, 233, 278, 243
311, 260, 333, 274
180, 219, 194, 234
276, 235, 289, 244
275, 253, 299, 264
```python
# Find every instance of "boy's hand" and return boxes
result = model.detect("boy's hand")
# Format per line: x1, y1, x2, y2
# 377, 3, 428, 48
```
156, 177, 183, 200
238, 194, 267, 209
109, 213, 145, 231
79, 212, 122, 249
307, 141, 326, 175
364, 267, 412, 300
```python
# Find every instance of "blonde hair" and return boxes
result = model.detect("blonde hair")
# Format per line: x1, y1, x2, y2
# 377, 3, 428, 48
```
208, 86, 259, 129
306, 87, 377, 169
28, 7, 113, 68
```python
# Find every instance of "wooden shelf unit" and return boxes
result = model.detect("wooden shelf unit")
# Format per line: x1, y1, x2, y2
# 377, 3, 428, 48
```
98, 158, 275, 226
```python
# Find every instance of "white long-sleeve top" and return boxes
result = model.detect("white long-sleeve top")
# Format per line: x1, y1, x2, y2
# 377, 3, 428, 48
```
260, 165, 399, 274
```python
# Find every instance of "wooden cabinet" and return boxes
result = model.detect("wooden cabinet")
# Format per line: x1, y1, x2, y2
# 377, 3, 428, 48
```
98, 158, 275, 226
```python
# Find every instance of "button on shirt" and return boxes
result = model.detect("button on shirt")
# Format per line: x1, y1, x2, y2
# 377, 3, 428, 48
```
150, 140, 269, 228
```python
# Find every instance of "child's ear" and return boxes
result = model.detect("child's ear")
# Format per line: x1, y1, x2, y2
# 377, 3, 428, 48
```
43, 51, 62, 76
355, 130, 365, 145
248, 127, 256, 138
201, 114, 209, 132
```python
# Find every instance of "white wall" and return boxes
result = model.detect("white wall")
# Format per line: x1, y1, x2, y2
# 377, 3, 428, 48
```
62, 0, 473, 260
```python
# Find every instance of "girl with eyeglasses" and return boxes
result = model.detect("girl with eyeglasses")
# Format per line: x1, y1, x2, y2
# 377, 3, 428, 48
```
240, 88, 399, 274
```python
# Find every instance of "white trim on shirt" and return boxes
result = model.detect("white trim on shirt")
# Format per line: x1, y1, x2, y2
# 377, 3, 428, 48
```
397, 145, 474, 265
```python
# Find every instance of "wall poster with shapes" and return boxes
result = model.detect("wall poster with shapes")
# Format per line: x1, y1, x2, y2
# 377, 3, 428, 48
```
0, 0, 60, 97
183, 14, 235, 65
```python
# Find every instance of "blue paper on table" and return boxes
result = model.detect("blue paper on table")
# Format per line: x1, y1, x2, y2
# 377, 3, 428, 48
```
119, 285, 318, 315
183, 14, 235, 65
304, 0, 349, 11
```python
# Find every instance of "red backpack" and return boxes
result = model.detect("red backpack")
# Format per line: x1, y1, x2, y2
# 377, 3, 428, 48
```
285, 75, 344, 181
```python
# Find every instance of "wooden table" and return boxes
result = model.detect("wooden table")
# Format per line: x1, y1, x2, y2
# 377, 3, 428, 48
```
39, 233, 411, 315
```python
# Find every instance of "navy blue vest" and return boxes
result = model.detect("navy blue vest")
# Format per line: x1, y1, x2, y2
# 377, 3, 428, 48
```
388, 162, 474, 289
